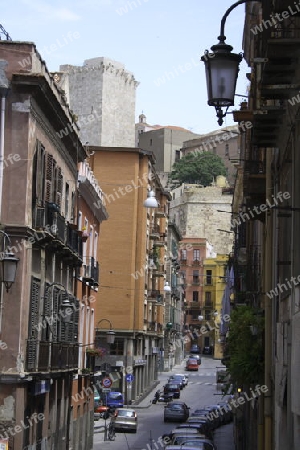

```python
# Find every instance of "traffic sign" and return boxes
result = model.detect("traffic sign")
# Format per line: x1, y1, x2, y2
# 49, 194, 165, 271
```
102, 388, 111, 393
126, 374, 134, 382
102, 377, 112, 388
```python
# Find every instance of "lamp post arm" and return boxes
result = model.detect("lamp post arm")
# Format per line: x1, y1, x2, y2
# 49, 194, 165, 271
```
0, 229, 11, 250
96, 318, 113, 330
219, 0, 262, 42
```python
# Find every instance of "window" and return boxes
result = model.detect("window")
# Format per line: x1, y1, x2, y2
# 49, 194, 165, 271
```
181, 249, 187, 261
175, 150, 180, 162
192, 291, 199, 302
205, 291, 212, 306
150, 138, 153, 146
193, 249, 200, 261
193, 270, 199, 284
65, 183, 69, 218
206, 270, 212, 285
205, 310, 211, 320
110, 338, 124, 355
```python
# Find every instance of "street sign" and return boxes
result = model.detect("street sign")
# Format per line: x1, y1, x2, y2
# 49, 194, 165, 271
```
102, 377, 112, 388
102, 388, 111, 393
125, 374, 134, 382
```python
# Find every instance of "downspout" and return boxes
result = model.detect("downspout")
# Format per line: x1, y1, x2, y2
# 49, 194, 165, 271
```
0, 60, 10, 334
264, 148, 273, 450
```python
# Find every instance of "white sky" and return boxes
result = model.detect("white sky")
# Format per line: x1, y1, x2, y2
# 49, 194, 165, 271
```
2, 0, 250, 134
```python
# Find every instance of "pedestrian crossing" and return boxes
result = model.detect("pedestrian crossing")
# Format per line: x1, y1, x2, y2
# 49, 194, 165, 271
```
187, 372, 216, 377
188, 381, 217, 386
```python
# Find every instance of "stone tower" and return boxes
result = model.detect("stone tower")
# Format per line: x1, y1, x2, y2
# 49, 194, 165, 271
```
60, 57, 139, 147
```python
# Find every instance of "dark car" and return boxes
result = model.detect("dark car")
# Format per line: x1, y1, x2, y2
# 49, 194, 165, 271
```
202, 346, 213, 355
190, 344, 201, 354
168, 375, 186, 389
164, 401, 190, 422
164, 383, 181, 399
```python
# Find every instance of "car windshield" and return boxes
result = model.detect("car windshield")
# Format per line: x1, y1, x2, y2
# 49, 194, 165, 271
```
109, 392, 123, 399
117, 410, 135, 417
168, 404, 184, 410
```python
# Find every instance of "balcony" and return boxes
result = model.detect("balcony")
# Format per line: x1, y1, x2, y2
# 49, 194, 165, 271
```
82, 256, 100, 286
147, 290, 163, 303
152, 265, 165, 277
189, 301, 201, 309
192, 259, 201, 266
26, 340, 79, 372
155, 207, 167, 218
149, 225, 161, 239
153, 233, 167, 247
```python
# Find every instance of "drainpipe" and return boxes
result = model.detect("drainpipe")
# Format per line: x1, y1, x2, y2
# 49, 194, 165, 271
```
0, 61, 10, 334
264, 149, 273, 450
0, 93, 7, 222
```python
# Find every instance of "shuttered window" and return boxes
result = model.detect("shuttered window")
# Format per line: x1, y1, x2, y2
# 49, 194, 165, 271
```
32, 141, 45, 208
29, 277, 41, 339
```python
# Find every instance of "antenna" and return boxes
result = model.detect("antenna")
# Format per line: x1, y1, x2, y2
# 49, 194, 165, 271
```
0, 25, 12, 41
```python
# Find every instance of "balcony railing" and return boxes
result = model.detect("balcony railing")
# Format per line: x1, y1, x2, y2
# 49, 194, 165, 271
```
26, 340, 79, 372
82, 256, 100, 286
152, 265, 165, 277
244, 160, 266, 175
149, 225, 161, 239
147, 290, 163, 303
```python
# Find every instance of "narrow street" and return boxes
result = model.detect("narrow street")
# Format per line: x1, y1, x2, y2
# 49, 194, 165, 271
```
93, 357, 234, 450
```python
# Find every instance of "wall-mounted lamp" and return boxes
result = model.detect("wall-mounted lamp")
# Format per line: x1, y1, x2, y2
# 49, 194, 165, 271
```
0, 230, 19, 292
164, 282, 171, 292
213, 310, 219, 317
144, 190, 158, 208
95, 318, 116, 344
198, 315, 204, 321
44, 282, 72, 324
201, 0, 262, 125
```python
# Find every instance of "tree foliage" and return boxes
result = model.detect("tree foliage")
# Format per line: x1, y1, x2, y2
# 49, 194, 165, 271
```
223, 305, 264, 386
168, 151, 227, 187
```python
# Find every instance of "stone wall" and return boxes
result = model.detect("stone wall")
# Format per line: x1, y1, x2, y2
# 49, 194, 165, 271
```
170, 184, 233, 254
60, 57, 139, 147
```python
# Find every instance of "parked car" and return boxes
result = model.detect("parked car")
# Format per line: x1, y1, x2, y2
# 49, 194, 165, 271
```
164, 401, 190, 422
105, 391, 124, 408
164, 383, 181, 399
186, 358, 199, 371
188, 354, 201, 365
94, 403, 110, 420
168, 437, 216, 449
187, 417, 214, 439
165, 445, 215, 450
175, 423, 212, 440
168, 375, 186, 389
190, 344, 201, 354
111, 408, 138, 433
202, 346, 213, 355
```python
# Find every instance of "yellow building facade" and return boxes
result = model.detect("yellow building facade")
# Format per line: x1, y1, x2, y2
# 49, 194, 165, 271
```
202, 254, 227, 359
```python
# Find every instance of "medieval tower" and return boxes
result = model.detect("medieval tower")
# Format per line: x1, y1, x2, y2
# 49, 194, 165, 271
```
59, 57, 139, 147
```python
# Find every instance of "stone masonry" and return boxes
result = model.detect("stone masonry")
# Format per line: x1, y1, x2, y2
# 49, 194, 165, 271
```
170, 180, 233, 254
60, 57, 139, 147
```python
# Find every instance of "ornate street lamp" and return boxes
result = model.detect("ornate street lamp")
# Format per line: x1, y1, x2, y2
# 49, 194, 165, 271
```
201, 0, 261, 126
0, 230, 19, 292
95, 318, 116, 344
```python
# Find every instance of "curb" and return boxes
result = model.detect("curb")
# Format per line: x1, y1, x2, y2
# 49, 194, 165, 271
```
131, 380, 161, 408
